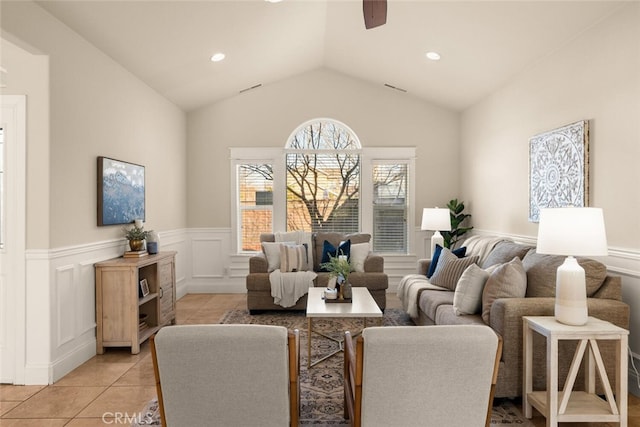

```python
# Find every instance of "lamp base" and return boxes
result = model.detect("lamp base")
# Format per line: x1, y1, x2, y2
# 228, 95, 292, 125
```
554, 256, 588, 326
430, 231, 444, 258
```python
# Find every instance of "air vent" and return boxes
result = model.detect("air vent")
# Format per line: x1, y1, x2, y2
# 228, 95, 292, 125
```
384, 83, 407, 93
239, 84, 262, 94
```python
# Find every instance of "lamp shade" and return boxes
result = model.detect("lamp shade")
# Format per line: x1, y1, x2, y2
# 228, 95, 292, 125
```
537, 207, 608, 256
421, 208, 451, 231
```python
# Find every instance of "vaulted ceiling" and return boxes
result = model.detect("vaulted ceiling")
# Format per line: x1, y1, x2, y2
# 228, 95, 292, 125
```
36, 0, 625, 112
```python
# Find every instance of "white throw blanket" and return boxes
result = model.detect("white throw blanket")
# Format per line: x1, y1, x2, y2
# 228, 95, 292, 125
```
396, 274, 448, 319
460, 235, 505, 266
270, 270, 317, 308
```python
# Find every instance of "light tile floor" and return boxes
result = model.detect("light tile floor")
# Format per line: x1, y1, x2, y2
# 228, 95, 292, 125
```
0, 293, 638, 426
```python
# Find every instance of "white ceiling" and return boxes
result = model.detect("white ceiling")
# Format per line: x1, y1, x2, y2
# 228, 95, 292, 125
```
36, 0, 626, 112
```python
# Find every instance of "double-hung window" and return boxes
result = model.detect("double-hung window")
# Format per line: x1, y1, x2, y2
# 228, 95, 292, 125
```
232, 119, 415, 254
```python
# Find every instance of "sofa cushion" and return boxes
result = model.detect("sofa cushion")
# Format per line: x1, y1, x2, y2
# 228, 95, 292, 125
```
481, 257, 527, 324
262, 241, 294, 272
481, 241, 533, 269
319, 239, 351, 271
427, 245, 467, 278
435, 305, 486, 326
429, 247, 479, 291
522, 250, 607, 297
350, 242, 370, 272
313, 232, 371, 271
418, 289, 455, 321
453, 264, 491, 315
279, 243, 308, 272
274, 231, 314, 271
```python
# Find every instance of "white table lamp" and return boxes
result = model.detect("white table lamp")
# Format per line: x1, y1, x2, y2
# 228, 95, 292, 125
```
421, 207, 452, 257
536, 207, 608, 326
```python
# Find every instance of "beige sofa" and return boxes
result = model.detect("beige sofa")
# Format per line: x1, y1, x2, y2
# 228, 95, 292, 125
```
246, 232, 388, 313
407, 236, 629, 398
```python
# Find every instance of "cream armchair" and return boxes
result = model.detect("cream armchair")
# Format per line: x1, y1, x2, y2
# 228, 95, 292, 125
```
344, 325, 502, 427
151, 324, 300, 427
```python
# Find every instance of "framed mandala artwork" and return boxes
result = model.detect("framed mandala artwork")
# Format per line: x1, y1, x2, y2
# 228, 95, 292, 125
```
529, 120, 589, 222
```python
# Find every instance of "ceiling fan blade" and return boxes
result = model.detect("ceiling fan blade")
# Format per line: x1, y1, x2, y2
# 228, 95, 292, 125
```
363, 0, 387, 29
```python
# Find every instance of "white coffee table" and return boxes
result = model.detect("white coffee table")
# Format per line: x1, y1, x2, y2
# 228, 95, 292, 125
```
306, 287, 383, 368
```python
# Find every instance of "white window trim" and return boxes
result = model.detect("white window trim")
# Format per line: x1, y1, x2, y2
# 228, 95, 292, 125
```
230, 146, 416, 254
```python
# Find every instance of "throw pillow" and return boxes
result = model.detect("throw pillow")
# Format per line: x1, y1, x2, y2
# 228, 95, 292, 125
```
429, 248, 479, 291
319, 239, 351, 272
279, 243, 308, 272
275, 230, 314, 271
481, 257, 527, 324
522, 250, 607, 297
349, 242, 369, 273
452, 264, 491, 315
261, 241, 294, 272
481, 241, 533, 269
313, 232, 370, 271
427, 245, 467, 278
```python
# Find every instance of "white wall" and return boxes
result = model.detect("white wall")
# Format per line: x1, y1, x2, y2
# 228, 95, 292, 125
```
460, 2, 640, 391
0, 37, 51, 248
1, 1, 188, 383
187, 68, 460, 229
1, 1, 188, 249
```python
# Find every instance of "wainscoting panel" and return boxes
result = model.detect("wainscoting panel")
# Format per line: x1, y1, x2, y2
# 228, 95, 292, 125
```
78, 260, 98, 336
54, 265, 76, 347
46, 241, 125, 383
191, 237, 223, 278
17, 227, 639, 394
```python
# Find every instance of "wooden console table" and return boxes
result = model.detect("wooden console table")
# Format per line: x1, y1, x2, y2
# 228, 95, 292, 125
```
523, 316, 628, 427
95, 251, 176, 354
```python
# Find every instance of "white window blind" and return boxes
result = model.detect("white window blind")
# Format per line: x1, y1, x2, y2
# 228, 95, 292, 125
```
372, 162, 407, 253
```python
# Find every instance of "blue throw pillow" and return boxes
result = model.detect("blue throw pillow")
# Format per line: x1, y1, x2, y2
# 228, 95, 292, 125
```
427, 245, 467, 278
319, 239, 351, 272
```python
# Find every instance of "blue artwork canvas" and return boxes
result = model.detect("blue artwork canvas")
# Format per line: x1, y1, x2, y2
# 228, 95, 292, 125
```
98, 157, 145, 226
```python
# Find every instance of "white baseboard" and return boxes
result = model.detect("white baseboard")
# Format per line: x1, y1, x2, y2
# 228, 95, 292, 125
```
23, 363, 52, 386
51, 338, 97, 383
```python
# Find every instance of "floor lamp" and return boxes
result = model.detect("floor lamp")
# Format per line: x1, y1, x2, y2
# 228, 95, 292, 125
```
536, 207, 608, 326
421, 208, 452, 258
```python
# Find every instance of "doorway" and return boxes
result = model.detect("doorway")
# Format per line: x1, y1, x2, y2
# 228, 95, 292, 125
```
0, 95, 26, 384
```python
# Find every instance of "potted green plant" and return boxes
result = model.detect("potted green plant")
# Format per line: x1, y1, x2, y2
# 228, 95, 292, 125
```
123, 225, 151, 251
320, 252, 354, 299
442, 198, 473, 249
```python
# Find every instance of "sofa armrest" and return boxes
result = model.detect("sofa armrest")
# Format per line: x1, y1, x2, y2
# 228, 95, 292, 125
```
363, 254, 384, 273
417, 259, 431, 276
249, 253, 268, 274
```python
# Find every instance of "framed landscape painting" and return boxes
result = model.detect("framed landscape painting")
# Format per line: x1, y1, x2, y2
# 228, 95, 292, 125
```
528, 120, 589, 222
97, 156, 145, 226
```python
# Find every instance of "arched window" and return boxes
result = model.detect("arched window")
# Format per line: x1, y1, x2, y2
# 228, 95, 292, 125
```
232, 119, 414, 254
285, 119, 361, 233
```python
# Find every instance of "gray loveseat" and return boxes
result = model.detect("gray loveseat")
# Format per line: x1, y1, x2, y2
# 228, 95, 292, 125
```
406, 235, 629, 398
246, 232, 388, 313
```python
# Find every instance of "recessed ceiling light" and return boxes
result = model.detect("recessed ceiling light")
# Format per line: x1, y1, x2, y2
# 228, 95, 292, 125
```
426, 51, 441, 61
210, 53, 226, 62
265, 0, 283, 3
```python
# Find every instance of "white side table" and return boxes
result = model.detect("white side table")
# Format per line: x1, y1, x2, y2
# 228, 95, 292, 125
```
523, 316, 628, 427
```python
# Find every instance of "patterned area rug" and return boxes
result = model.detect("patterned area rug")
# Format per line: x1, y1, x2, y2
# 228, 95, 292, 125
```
133, 308, 533, 426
